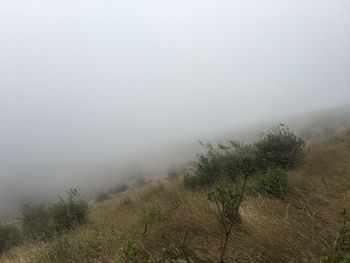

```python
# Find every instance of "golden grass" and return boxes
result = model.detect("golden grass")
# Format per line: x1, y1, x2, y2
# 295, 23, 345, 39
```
2, 129, 350, 262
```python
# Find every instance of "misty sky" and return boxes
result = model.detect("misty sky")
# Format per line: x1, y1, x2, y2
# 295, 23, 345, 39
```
1, 0, 350, 168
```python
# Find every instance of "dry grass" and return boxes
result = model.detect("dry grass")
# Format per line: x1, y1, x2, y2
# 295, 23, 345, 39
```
2, 129, 350, 262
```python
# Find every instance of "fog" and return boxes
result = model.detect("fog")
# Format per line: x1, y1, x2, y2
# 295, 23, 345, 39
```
1, 0, 350, 218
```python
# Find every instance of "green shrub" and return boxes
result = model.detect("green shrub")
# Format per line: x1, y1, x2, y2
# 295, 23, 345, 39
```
189, 141, 257, 188
255, 125, 305, 170
21, 204, 55, 240
0, 224, 21, 253
207, 176, 247, 262
141, 206, 167, 240
122, 240, 139, 263
183, 174, 201, 189
109, 183, 129, 195
21, 189, 88, 239
185, 126, 303, 189
52, 189, 89, 231
322, 209, 350, 263
250, 168, 287, 197
192, 142, 223, 186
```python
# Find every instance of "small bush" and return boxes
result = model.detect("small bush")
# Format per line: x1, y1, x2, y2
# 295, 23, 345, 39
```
192, 143, 223, 186
322, 209, 350, 263
141, 206, 167, 239
21, 189, 88, 239
109, 183, 129, 195
122, 240, 139, 263
207, 177, 247, 262
189, 141, 257, 188
21, 204, 55, 240
255, 125, 305, 170
183, 174, 201, 189
0, 224, 21, 253
52, 189, 89, 231
250, 168, 287, 197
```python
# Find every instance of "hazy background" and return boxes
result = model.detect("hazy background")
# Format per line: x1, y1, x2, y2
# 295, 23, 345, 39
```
0, 0, 350, 218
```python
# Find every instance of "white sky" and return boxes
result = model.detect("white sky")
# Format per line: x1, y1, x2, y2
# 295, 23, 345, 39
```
0, 0, 350, 165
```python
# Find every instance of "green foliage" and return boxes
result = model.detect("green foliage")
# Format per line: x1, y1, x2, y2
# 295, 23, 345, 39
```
192, 141, 257, 187
207, 178, 243, 222
187, 126, 303, 189
21, 204, 55, 240
249, 168, 288, 197
123, 240, 139, 263
21, 189, 88, 240
322, 209, 350, 263
0, 224, 21, 253
255, 125, 305, 170
109, 183, 129, 195
32, 231, 118, 263
182, 126, 303, 261
141, 206, 167, 240
194, 143, 222, 186
183, 174, 201, 189
207, 177, 248, 262
52, 189, 89, 231
141, 207, 167, 226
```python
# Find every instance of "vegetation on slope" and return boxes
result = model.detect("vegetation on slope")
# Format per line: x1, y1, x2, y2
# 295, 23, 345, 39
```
1, 127, 350, 262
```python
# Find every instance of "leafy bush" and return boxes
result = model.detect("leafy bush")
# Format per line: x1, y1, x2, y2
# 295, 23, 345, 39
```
255, 125, 305, 170
183, 174, 201, 189
187, 126, 303, 189
322, 209, 350, 263
0, 224, 21, 253
207, 177, 247, 262
141, 206, 167, 240
21, 204, 55, 240
190, 141, 257, 187
21, 189, 88, 239
193, 142, 224, 186
52, 189, 89, 231
122, 240, 139, 263
109, 183, 129, 195
250, 168, 288, 197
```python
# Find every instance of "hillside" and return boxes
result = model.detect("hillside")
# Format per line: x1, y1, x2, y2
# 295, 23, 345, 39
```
1, 104, 349, 223
2, 0, 350, 261
1, 125, 350, 262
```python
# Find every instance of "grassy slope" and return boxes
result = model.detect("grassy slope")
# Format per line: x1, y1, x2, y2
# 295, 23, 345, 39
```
2, 129, 350, 263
